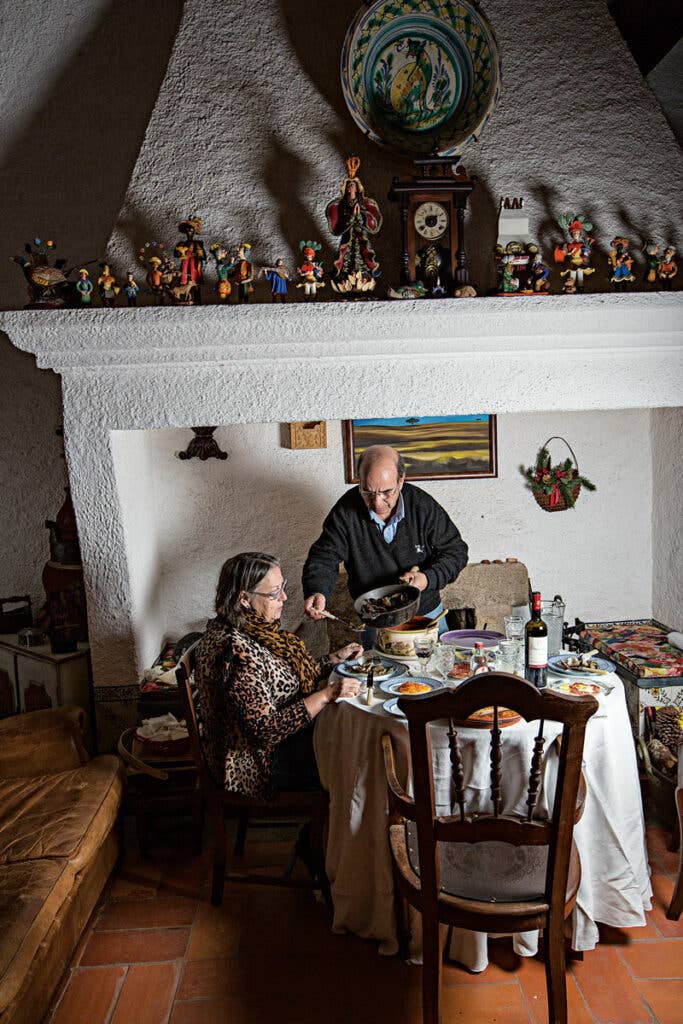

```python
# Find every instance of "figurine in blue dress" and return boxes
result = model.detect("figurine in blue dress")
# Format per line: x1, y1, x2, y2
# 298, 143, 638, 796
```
259, 259, 291, 303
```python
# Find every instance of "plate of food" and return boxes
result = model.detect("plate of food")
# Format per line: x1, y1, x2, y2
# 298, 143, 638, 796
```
548, 654, 615, 677
441, 629, 504, 650
340, 0, 501, 157
379, 675, 441, 696
548, 679, 607, 697
456, 706, 521, 728
336, 655, 408, 681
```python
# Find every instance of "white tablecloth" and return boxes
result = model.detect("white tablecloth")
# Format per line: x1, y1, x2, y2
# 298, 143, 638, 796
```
313, 673, 652, 971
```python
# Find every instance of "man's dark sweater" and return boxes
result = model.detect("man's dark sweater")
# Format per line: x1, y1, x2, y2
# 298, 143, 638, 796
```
302, 482, 468, 615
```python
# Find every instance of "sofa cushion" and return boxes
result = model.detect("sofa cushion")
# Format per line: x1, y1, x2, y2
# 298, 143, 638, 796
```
0, 857, 76, 1014
0, 756, 124, 870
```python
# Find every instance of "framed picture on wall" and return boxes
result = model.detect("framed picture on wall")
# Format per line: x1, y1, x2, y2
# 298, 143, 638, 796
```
343, 415, 498, 483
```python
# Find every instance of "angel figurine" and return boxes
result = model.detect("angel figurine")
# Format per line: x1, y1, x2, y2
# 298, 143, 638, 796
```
553, 213, 595, 292
325, 156, 382, 294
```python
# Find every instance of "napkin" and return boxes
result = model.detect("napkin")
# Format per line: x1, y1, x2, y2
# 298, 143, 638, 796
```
667, 631, 683, 651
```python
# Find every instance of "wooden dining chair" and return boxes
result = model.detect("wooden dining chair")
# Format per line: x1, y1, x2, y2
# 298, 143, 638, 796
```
381, 672, 598, 1024
666, 742, 683, 920
176, 647, 329, 906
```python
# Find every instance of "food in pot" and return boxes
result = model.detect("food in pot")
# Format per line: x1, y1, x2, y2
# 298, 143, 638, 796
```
361, 591, 414, 619
396, 681, 432, 695
390, 615, 433, 632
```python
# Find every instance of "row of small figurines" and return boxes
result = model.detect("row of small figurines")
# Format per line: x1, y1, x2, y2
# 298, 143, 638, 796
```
492, 210, 678, 297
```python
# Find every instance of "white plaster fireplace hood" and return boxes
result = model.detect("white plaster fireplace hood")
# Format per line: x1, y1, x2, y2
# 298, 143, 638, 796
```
1, 292, 682, 743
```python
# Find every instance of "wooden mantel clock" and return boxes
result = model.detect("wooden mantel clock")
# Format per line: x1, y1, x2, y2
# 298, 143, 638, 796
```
388, 158, 475, 294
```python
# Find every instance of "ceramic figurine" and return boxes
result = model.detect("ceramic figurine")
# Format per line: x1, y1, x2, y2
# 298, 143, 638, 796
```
642, 242, 661, 285
554, 213, 595, 292
137, 242, 169, 304
231, 243, 254, 303
296, 241, 325, 297
499, 254, 520, 293
387, 281, 427, 299
174, 216, 206, 303
76, 269, 93, 305
123, 272, 140, 306
528, 249, 551, 293
12, 238, 71, 307
607, 236, 635, 290
161, 258, 200, 304
97, 264, 120, 306
325, 156, 382, 294
658, 245, 678, 290
209, 243, 233, 303
258, 259, 291, 303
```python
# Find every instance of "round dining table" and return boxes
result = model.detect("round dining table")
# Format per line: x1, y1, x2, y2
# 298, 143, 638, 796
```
313, 665, 652, 971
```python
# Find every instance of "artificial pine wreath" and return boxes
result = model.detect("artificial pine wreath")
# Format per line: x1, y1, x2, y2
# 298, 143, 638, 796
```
521, 442, 596, 510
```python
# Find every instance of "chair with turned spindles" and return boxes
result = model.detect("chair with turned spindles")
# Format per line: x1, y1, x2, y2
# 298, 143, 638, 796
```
381, 673, 597, 1024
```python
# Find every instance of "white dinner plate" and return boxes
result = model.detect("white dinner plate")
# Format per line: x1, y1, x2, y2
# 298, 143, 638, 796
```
382, 697, 406, 717
379, 676, 442, 696
336, 656, 407, 682
548, 654, 615, 678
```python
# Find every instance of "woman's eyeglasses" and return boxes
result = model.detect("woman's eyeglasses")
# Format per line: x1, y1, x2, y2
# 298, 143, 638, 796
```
248, 580, 288, 601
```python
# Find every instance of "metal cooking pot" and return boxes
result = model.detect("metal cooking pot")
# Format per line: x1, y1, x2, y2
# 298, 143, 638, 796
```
353, 584, 421, 628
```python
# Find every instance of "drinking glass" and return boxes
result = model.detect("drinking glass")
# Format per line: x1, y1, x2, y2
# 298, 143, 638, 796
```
432, 643, 456, 681
504, 616, 525, 642
497, 639, 522, 675
412, 636, 436, 671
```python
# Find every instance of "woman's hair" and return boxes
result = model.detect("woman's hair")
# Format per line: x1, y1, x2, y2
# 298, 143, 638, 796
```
215, 551, 279, 628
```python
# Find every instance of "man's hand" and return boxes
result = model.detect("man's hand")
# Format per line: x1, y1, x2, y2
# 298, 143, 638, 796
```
304, 593, 327, 619
399, 570, 428, 592
328, 642, 364, 666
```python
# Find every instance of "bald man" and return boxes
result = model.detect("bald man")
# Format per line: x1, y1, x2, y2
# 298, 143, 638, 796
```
303, 444, 468, 629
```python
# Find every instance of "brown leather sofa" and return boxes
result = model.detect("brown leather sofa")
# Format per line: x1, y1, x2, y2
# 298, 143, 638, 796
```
0, 707, 124, 1024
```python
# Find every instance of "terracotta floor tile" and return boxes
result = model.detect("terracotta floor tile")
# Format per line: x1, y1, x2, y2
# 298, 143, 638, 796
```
51, 966, 125, 1024
158, 853, 211, 898
97, 895, 197, 931
570, 945, 653, 1023
186, 901, 242, 960
80, 927, 190, 966
176, 958, 244, 1001
422, 981, 529, 1023
517, 955, 594, 1024
170, 999, 250, 1024
618, 938, 683, 978
649, 874, 683, 938
636, 979, 683, 1024
599, 919, 662, 942
646, 827, 680, 876
111, 963, 179, 1024
109, 861, 162, 900
443, 937, 521, 984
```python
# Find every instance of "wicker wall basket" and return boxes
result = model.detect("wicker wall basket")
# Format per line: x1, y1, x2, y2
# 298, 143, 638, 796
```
528, 436, 585, 513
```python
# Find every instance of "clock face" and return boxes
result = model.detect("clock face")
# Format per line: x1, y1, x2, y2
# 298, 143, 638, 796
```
414, 201, 449, 240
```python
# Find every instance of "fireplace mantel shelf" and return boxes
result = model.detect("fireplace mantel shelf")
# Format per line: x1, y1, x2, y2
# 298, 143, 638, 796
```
2, 292, 681, 426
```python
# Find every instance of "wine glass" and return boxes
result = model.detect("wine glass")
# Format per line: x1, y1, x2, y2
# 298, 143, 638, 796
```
412, 636, 436, 672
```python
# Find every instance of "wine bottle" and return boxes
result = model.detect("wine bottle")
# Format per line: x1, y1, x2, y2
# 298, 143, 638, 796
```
525, 591, 548, 689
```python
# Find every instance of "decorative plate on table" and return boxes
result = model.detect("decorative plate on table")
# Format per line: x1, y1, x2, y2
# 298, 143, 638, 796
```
340, 0, 501, 157
441, 629, 504, 650
336, 656, 408, 681
548, 654, 615, 678
379, 675, 442, 696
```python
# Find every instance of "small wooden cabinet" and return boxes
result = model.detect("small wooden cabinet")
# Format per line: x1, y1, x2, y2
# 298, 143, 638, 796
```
0, 634, 94, 744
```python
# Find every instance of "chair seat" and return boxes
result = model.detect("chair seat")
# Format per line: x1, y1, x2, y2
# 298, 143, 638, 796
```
392, 820, 580, 910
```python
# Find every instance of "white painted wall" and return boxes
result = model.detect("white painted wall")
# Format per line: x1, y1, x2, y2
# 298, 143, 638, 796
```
651, 407, 683, 629
111, 409, 653, 668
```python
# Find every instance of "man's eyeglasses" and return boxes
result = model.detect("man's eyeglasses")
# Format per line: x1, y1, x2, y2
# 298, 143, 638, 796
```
248, 580, 288, 601
359, 484, 399, 502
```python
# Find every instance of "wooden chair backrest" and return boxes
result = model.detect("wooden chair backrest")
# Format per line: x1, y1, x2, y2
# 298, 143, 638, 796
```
176, 643, 209, 786
399, 673, 598, 908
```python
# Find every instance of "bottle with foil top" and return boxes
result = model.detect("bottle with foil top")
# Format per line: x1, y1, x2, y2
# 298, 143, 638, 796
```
469, 642, 490, 675
525, 591, 548, 689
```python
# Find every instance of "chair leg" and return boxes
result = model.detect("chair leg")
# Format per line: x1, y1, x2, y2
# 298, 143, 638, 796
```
545, 918, 568, 1024
666, 788, 683, 920
234, 808, 249, 856
210, 801, 226, 907
421, 913, 443, 1024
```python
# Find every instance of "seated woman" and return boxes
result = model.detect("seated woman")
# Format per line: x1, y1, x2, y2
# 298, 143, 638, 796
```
194, 551, 362, 798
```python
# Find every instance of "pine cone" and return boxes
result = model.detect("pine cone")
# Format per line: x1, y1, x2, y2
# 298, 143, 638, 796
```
655, 706, 683, 758
647, 737, 677, 775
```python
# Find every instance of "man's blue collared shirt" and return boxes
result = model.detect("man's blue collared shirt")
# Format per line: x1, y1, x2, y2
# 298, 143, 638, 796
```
368, 493, 405, 543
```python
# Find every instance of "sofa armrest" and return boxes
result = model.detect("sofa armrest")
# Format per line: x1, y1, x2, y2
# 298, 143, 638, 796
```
0, 706, 89, 778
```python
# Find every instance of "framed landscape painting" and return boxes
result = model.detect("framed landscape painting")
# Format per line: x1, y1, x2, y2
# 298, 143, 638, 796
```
343, 415, 498, 483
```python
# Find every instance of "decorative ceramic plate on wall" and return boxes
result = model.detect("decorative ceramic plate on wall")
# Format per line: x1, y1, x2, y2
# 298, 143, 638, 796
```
341, 0, 501, 157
